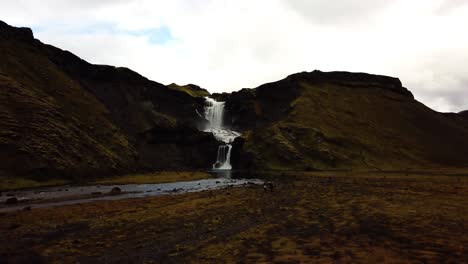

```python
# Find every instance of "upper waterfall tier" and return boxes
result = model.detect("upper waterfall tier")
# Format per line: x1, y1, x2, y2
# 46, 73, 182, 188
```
204, 97, 225, 129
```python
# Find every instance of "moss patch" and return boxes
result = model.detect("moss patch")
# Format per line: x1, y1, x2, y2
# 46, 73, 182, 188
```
167, 83, 210, 97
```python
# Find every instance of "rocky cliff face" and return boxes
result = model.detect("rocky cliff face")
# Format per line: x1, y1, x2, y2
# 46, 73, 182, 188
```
0, 21, 218, 179
225, 71, 468, 170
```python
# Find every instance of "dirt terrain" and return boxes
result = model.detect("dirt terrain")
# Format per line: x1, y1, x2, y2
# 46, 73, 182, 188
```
1, 171, 467, 263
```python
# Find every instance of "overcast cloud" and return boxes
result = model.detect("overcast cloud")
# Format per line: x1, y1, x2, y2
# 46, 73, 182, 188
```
1, 0, 467, 112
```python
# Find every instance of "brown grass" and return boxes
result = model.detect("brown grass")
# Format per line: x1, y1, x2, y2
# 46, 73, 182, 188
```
1, 171, 467, 263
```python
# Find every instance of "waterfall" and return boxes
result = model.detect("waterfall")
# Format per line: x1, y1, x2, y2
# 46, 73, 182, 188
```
204, 97, 224, 129
214, 145, 232, 170
203, 97, 240, 170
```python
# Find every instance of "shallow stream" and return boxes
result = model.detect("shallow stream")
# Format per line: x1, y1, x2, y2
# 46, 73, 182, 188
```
0, 175, 262, 212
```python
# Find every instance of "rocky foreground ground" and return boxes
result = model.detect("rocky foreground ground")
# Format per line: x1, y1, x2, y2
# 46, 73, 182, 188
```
1, 171, 467, 263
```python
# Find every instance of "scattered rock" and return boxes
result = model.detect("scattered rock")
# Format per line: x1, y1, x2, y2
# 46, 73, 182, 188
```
5, 197, 18, 204
109, 187, 122, 195
91, 192, 102, 195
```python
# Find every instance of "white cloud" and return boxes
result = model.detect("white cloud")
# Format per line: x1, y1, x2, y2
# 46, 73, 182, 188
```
0, 0, 467, 112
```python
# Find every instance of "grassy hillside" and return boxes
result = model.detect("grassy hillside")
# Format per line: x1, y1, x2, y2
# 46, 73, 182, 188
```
0, 22, 137, 179
227, 71, 468, 170
0, 21, 218, 180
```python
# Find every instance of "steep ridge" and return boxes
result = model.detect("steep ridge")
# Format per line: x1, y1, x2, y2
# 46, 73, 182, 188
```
226, 71, 468, 170
0, 21, 217, 179
0, 21, 136, 179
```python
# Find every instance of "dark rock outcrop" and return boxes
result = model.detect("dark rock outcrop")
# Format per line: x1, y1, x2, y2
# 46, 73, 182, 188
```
0, 21, 34, 42
139, 125, 219, 170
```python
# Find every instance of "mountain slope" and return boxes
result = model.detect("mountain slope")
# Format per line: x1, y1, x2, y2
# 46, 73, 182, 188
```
0, 21, 217, 179
0, 22, 137, 179
227, 71, 468, 170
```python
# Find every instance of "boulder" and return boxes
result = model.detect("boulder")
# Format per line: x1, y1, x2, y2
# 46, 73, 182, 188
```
5, 197, 18, 204
109, 187, 122, 195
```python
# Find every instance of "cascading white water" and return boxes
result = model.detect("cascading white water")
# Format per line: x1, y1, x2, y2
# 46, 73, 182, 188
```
214, 145, 232, 170
203, 97, 240, 170
204, 97, 224, 129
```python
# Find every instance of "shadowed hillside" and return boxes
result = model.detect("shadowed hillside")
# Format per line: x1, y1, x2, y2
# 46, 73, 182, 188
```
0, 21, 218, 180
226, 71, 468, 170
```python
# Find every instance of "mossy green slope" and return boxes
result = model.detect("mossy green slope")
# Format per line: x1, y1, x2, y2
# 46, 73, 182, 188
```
167, 83, 210, 97
229, 71, 468, 170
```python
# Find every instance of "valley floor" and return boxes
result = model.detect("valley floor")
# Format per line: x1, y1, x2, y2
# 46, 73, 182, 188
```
1, 171, 467, 263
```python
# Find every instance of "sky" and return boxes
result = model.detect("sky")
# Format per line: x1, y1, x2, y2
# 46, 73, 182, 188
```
1, 0, 467, 112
